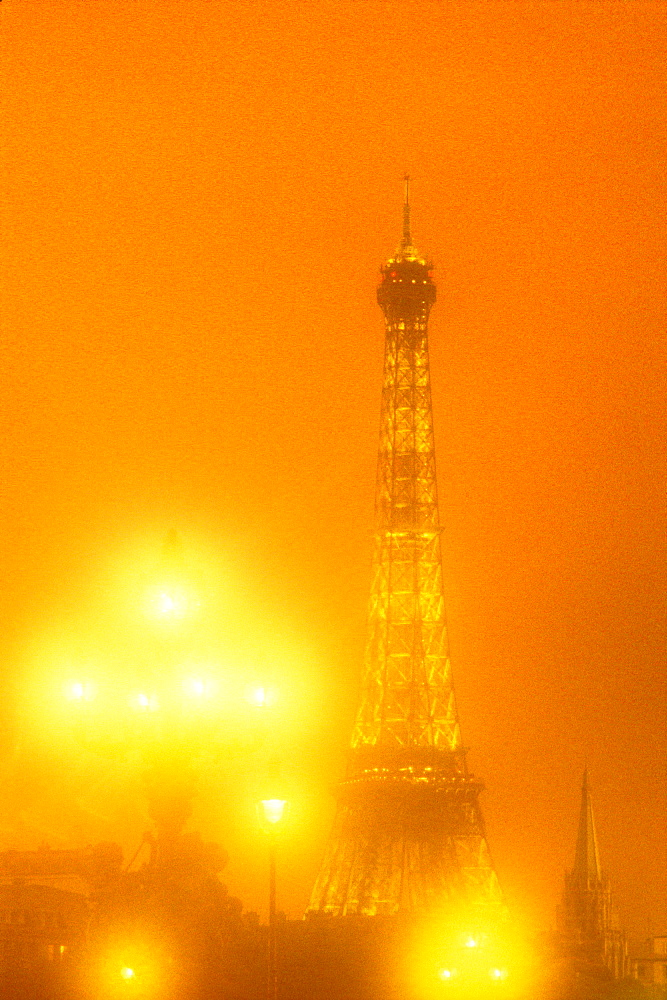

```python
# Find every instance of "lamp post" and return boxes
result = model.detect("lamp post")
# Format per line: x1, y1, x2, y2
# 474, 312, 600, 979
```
44, 534, 291, 1000
259, 799, 288, 1000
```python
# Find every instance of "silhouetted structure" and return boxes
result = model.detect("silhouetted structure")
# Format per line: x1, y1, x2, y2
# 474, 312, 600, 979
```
85, 829, 261, 1000
630, 935, 667, 990
0, 845, 120, 1000
0, 844, 122, 887
0, 883, 87, 1000
556, 770, 627, 991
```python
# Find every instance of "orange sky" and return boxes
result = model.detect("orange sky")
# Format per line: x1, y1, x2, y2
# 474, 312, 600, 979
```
1, 0, 665, 938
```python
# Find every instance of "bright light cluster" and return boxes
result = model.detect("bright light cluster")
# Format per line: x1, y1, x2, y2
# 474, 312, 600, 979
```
437, 965, 508, 983
62, 678, 277, 715
412, 919, 527, 996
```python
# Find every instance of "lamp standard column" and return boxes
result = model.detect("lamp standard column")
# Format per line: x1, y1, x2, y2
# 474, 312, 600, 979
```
268, 829, 277, 1000
259, 798, 288, 1000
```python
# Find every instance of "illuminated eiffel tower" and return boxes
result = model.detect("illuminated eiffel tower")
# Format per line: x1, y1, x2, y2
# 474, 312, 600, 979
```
308, 180, 503, 920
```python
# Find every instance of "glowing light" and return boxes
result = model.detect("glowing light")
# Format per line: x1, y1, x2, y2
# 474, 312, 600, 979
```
246, 685, 275, 707
100, 944, 162, 993
131, 692, 159, 712
250, 686, 266, 706
145, 583, 196, 621
260, 799, 288, 825
183, 677, 206, 697
64, 681, 96, 702
157, 592, 177, 615
412, 919, 532, 998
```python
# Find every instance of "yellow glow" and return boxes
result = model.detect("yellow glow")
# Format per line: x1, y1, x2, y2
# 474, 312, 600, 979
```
157, 592, 177, 615
18, 535, 328, 854
260, 798, 288, 824
90, 937, 166, 998
183, 677, 206, 697
144, 583, 196, 621
182, 676, 217, 700
131, 692, 159, 712
64, 680, 96, 702
246, 685, 276, 707
409, 912, 535, 999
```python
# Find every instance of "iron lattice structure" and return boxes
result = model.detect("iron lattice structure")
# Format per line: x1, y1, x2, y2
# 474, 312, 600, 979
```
308, 182, 503, 919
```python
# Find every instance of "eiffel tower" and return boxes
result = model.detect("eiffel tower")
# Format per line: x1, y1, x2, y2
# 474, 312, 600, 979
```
308, 180, 503, 921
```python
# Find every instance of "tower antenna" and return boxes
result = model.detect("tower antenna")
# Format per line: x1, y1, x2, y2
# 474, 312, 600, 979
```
402, 173, 411, 247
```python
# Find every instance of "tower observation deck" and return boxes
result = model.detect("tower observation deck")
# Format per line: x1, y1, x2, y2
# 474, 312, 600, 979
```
308, 180, 503, 919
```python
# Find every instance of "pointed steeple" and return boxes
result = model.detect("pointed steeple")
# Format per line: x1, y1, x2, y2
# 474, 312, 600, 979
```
559, 770, 628, 978
573, 768, 602, 884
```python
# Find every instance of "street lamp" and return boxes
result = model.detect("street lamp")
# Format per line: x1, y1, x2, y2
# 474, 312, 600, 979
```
258, 799, 289, 1000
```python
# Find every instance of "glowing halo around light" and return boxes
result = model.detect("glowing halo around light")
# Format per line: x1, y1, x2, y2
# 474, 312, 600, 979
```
260, 799, 288, 825
64, 680, 97, 702
144, 583, 198, 622
130, 692, 160, 712
245, 685, 276, 708
181, 676, 218, 701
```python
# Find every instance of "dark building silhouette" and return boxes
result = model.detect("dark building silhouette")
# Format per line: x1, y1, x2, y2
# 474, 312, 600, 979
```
0, 882, 88, 1000
630, 935, 667, 991
555, 770, 628, 994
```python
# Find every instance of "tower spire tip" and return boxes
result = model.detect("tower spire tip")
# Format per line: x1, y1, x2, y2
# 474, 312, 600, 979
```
402, 174, 411, 247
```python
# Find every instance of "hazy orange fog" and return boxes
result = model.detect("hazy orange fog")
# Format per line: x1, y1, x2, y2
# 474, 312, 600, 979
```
1, 0, 665, 937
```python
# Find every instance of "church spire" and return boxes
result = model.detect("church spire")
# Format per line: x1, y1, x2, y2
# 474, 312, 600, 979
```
573, 768, 602, 884
558, 770, 628, 979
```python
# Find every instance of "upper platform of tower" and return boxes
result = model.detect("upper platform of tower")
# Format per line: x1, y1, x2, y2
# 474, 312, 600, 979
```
377, 176, 436, 314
